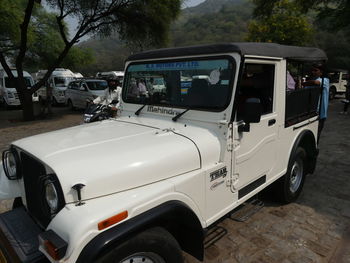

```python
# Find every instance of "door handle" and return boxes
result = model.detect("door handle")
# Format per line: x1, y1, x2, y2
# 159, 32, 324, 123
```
268, 119, 276, 126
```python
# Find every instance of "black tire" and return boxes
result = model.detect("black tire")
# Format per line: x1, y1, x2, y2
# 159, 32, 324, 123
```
329, 86, 336, 100
12, 197, 23, 209
67, 99, 75, 111
96, 227, 183, 263
274, 147, 307, 203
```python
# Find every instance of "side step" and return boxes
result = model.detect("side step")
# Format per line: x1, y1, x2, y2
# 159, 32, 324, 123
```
229, 198, 264, 222
204, 226, 228, 249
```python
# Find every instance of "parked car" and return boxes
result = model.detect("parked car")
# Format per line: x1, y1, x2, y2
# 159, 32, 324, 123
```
328, 69, 349, 100
0, 69, 38, 108
0, 43, 326, 263
66, 78, 108, 109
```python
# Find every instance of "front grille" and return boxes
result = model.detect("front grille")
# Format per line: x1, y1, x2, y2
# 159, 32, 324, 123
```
20, 152, 65, 229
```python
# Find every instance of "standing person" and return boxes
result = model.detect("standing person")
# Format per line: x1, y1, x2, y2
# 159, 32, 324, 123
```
131, 78, 148, 99
286, 70, 296, 91
302, 63, 330, 143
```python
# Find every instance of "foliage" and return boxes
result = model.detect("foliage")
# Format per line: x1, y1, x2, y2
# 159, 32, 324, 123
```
246, 0, 314, 45
0, 0, 181, 120
252, 0, 350, 31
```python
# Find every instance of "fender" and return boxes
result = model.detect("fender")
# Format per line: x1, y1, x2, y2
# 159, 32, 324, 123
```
76, 201, 204, 263
290, 130, 318, 174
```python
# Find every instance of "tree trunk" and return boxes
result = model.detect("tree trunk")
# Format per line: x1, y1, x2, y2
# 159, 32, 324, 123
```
20, 90, 35, 121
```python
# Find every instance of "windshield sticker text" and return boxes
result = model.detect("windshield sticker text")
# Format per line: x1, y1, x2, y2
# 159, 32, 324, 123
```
146, 61, 199, 70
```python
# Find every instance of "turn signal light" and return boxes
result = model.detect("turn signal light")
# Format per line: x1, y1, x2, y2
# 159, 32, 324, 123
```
38, 230, 68, 261
43, 240, 61, 260
98, 211, 128, 230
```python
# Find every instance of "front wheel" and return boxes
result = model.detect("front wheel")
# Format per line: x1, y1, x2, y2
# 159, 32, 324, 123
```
274, 147, 307, 203
96, 227, 183, 263
67, 99, 75, 111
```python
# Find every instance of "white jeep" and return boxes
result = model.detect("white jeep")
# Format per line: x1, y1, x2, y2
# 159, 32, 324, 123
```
328, 69, 349, 100
0, 43, 326, 263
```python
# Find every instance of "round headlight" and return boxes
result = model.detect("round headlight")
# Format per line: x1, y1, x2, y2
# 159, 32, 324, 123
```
45, 182, 59, 213
2, 149, 21, 180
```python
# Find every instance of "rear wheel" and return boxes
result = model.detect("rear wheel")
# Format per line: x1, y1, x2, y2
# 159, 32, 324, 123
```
274, 147, 307, 203
96, 227, 183, 263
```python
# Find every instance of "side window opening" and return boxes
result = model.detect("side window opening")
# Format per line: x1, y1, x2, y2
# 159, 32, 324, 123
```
236, 63, 275, 120
285, 61, 323, 127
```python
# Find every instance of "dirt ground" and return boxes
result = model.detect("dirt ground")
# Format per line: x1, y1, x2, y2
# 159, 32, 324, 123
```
0, 100, 349, 262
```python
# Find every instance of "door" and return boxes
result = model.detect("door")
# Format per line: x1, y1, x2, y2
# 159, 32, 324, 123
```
232, 61, 278, 199
79, 82, 90, 109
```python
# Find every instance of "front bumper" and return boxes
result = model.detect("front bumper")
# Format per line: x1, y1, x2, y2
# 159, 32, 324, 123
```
0, 208, 49, 263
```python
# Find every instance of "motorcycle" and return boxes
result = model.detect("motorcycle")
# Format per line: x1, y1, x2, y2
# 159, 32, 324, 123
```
83, 99, 118, 123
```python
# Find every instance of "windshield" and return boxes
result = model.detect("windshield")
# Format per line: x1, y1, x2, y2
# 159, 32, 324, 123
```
54, 77, 74, 87
87, 81, 108, 90
5, 77, 33, 88
123, 58, 234, 110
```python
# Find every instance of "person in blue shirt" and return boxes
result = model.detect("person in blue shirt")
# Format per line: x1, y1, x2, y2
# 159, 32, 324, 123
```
302, 63, 330, 143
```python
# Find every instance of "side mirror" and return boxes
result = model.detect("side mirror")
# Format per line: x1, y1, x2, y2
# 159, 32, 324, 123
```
238, 98, 262, 132
243, 98, 262, 124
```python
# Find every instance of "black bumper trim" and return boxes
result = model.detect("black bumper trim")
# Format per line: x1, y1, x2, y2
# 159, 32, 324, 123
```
0, 207, 49, 263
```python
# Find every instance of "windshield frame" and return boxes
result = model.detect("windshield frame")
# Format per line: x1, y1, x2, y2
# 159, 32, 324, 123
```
122, 55, 236, 112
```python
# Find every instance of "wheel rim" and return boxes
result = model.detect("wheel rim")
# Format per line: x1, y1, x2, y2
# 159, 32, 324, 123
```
289, 158, 303, 193
120, 252, 165, 263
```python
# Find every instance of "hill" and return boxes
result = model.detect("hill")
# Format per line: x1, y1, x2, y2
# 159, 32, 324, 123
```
183, 0, 246, 15
77, 0, 252, 75
76, 0, 350, 74
172, 0, 252, 46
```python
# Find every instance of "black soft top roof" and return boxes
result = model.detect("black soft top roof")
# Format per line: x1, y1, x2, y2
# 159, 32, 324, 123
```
127, 43, 327, 62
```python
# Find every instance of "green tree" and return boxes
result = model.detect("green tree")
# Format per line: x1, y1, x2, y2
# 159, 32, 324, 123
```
246, 0, 313, 45
252, 0, 350, 31
0, 0, 181, 121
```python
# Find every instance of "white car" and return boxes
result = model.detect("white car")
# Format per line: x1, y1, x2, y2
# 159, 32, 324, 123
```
0, 43, 326, 263
66, 79, 108, 109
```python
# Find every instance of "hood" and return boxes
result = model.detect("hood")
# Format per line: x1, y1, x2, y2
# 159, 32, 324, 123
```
14, 120, 200, 202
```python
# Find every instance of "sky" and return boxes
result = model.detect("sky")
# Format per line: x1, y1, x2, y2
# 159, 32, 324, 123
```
184, 0, 206, 8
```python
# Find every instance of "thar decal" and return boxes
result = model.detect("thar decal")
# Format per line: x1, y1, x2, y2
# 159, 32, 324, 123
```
210, 167, 227, 182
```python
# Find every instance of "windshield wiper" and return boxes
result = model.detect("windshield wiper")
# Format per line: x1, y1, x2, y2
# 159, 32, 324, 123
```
135, 103, 147, 116
172, 108, 190, 122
